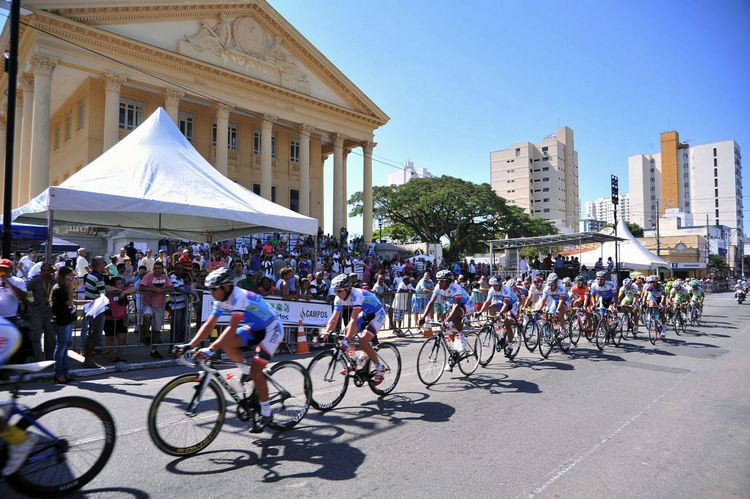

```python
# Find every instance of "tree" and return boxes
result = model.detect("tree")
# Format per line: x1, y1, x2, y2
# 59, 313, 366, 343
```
348, 176, 556, 261
709, 254, 729, 275
625, 222, 644, 238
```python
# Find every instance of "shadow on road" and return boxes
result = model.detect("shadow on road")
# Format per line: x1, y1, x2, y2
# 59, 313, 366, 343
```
426, 372, 542, 395
72, 380, 154, 401
72, 487, 151, 498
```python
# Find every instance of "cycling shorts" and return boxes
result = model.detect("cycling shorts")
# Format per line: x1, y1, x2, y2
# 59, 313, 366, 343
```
599, 297, 614, 309
237, 319, 283, 364
357, 308, 387, 336
546, 297, 566, 313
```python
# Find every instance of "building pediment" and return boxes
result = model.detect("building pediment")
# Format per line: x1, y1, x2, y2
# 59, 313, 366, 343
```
24, 1, 389, 125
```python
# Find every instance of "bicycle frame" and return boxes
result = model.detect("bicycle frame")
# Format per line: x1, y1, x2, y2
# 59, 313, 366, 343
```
4, 401, 65, 465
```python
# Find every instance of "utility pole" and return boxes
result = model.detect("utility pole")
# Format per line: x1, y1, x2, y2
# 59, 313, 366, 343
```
611, 175, 619, 284
706, 214, 710, 276
2, 0, 20, 259
655, 199, 661, 256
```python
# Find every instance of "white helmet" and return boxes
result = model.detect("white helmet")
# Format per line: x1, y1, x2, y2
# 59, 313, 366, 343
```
546, 273, 558, 284
623, 278, 632, 286
596, 271, 606, 278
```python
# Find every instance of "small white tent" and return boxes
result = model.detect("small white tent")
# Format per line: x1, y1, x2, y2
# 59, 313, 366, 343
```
577, 219, 669, 270
12, 108, 317, 241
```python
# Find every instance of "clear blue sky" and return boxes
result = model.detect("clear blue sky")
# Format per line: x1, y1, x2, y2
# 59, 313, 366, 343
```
270, 0, 750, 234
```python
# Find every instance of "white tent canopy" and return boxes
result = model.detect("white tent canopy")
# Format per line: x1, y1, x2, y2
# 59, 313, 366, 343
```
12, 107, 317, 241
576, 219, 669, 270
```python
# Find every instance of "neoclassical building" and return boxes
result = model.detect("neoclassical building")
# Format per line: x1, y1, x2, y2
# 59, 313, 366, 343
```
0, 0, 388, 242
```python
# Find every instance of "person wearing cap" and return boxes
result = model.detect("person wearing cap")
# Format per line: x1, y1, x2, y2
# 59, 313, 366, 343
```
75, 248, 90, 279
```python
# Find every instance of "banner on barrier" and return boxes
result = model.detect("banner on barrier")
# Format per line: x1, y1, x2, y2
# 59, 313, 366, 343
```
201, 291, 331, 326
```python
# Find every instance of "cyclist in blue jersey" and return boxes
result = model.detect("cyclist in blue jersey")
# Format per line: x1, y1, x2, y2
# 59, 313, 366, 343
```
323, 274, 387, 383
174, 267, 283, 431
590, 271, 617, 312
536, 273, 569, 325
479, 276, 519, 356
419, 270, 474, 350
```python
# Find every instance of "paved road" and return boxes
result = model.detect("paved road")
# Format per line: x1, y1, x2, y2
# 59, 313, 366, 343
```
2, 293, 749, 498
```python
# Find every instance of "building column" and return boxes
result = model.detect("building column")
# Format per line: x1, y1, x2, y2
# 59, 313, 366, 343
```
17, 81, 31, 205
362, 141, 375, 243
260, 115, 276, 200
162, 89, 183, 124
332, 134, 344, 235
102, 73, 125, 153
214, 103, 231, 176
298, 124, 313, 216
341, 147, 351, 229
28, 55, 57, 199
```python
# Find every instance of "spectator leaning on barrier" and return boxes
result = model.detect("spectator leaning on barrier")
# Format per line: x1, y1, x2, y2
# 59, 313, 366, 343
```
138, 260, 173, 359
104, 276, 135, 364
26, 263, 55, 361
256, 276, 276, 297
50, 265, 88, 383
169, 262, 195, 344
81, 256, 113, 369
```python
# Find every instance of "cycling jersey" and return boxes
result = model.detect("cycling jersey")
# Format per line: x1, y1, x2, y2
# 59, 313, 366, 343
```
515, 286, 529, 299
528, 285, 544, 303
619, 285, 639, 298
690, 289, 704, 301
644, 283, 665, 302
211, 286, 278, 330
543, 283, 570, 303
432, 282, 472, 306
334, 287, 384, 316
591, 281, 616, 307
671, 286, 690, 303
570, 284, 590, 303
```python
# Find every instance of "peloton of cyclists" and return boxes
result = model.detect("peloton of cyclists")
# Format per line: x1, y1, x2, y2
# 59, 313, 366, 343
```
420, 270, 474, 353
478, 276, 519, 357
641, 274, 667, 339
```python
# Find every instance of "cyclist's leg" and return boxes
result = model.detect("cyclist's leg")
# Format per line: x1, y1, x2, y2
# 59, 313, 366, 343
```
247, 320, 283, 414
359, 309, 386, 366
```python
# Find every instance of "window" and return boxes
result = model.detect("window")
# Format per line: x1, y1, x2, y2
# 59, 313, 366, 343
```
178, 112, 193, 142
290, 189, 300, 212
651, 195, 656, 200
290, 139, 300, 162
118, 99, 142, 131
53, 124, 60, 149
713, 147, 717, 156
649, 158, 655, 164
715, 188, 719, 197
272, 186, 276, 203
542, 167, 549, 171
543, 208, 550, 213
684, 201, 690, 208
714, 179, 718, 187
77, 99, 84, 130
542, 187, 549, 192
253, 129, 261, 155
515, 148, 520, 157
542, 157, 549, 161
271, 133, 276, 158
64, 111, 72, 141
211, 122, 238, 149
714, 168, 718, 177
714, 158, 718, 167
543, 198, 550, 202
715, 209, 719, 218
683, 172, 689, 179
715, 199, 719, 208
252, 184, 261, 195
542, 146, 548, 152
542, 177, 549, 182
684, 182, 689, 189
651, 186, 655, 192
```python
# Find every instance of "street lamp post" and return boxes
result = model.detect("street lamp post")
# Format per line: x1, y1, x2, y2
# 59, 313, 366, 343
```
1, 0, 21, 259
377, 216, 383, 243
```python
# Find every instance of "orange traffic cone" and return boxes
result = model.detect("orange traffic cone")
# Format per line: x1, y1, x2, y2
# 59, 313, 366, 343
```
295, 320, 309, 355
423, 320, 433, 338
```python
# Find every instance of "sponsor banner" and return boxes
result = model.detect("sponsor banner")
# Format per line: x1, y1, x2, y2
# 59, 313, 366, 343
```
201, 291, 330, 326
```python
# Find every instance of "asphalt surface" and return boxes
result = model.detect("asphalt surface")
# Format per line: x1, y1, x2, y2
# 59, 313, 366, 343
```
1, 292, 749, 498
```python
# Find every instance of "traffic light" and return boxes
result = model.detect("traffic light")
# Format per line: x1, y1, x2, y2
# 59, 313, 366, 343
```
611, 175, 619, 205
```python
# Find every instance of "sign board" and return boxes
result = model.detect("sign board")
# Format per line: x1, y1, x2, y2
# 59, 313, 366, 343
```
671, 262, 707, 270
201, 291, 331, 326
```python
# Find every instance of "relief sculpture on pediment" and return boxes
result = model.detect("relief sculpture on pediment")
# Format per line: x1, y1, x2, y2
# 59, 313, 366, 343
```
180, 15, 311, 94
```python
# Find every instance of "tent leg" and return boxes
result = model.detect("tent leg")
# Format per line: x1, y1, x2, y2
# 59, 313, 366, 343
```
46, 209, 53, 263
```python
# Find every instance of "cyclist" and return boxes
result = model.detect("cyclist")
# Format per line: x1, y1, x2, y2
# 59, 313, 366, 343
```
174, 267, 283, 432
420, 270, 473, 352
670, 279, 690, 321
570, 275, 592, 332
618, 278, 640, 331
642, 275, 667, 338
323, 274, 387, 383
523, 275, 545, 310
562, 277, 573, 298
688, 279, 704, 318
479, 276, 519, 356
536, 273, 569, 326
590, 271, 617, 314
514, 277, 529, 303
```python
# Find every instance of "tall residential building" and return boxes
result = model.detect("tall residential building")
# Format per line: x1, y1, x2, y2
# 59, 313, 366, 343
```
584, 194, 631, 226
387, 161, 433, 186
629, 131, 743, 266
490, 126, 580, 232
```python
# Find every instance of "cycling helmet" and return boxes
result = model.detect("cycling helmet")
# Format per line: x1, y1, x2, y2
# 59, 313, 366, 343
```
674, 279, 683, 287
436, 270, 453, 281
646, 275, 658, 283
691, 281, 700, 288
546, 273, 558, 284
595, 271, 606, 278
331, 273, 354, 290
562, 277, 571, 284
575, 275, 585, 284
623, 278, 632, 286
205, 267, 234, 289
488, 276, 500, 286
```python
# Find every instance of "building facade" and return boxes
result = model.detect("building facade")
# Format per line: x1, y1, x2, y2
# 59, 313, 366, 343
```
490, 126, 580, 232
386, 160, 432, 186
629, 130, 743, 268
583, 194, 631, 226
0, 0, 388, 242
579, 218, 607, 232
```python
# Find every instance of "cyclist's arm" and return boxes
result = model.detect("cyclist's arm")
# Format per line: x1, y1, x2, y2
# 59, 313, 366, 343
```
421, 294, 437, 322
186, 313, 219, 349
209, 314, 244, 351
479, 296, 493, 315
343, 306, 362, 342
324, 309, 341, 333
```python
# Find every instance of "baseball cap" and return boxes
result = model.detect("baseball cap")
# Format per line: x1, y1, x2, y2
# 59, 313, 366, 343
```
0, 258, 12, 269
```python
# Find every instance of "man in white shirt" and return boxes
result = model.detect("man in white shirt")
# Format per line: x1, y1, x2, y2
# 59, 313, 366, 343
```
18, 249, 35, 279
139, 249, 156, 272
75, 248, 91, 278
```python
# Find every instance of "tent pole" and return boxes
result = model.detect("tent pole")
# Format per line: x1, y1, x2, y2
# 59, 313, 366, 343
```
46, 209, 53, 263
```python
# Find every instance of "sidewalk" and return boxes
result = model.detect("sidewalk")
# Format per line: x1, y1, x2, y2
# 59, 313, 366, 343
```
2, 328, 423, 384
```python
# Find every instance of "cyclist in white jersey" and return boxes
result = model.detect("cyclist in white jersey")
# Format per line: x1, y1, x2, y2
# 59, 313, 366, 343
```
420, 270, 473, 349
479, 276, 519, 356
523, 276, 545, 309
536, 273, 569, 324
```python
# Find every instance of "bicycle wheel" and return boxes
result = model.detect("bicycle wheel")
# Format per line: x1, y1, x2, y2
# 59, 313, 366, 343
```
557, 323, 572, 353
7, 396, 116, 497
457, 332, 481, 376
148, 373, 226, 456
265, 361, 312, 431
569, 317, 581, 346
612, 319, 622, 347
417, 336, 447, 386
649, 319, 659, 345
524, 321, 539, 352
307, 350, 349, 412
367, 343, 402, 396
508, 324, 523, 360
478, 325, 497, 367
595, 320, 607, 352
674, 313, 683, 336
538, 323, 554, 359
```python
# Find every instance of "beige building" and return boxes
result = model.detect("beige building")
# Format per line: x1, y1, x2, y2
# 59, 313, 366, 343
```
0, 0, 388, 242
490, 126, 580, 232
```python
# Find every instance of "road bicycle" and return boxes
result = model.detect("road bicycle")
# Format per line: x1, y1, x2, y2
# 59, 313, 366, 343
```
307, 332, 401, 411
147, 353, 311, 456
688, 301, 702, 327
593, 306, 622, 351
567, 306, 590, 345
477, 314, 522, 366
618, 305, 638, 339
0, 361, 116, 497
521, 308, 543, 352
643, 306, 665, 345
416, 323, 482, 386
538, 310, 572, 359
672, 303, 688, 335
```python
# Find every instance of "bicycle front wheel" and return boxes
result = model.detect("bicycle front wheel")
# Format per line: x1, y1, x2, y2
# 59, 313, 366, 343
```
569, 317, 581, 346
557, 323, 572, 353
538, 323, 554, 359
307, 350, 349, 412
417, 336, 447, 386
148, 373, 226, 456
7, 396, 116, 497
265, 360, 312, 431
595, 321, 607, 352
457, 332, 481, 376
478, 325, 497, 367
368, 343, 402, 396
524, 321, 539, 352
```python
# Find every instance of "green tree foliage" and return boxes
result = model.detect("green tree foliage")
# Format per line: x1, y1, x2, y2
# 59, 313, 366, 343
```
348, 176, 556, 261
626, 222, 644, 237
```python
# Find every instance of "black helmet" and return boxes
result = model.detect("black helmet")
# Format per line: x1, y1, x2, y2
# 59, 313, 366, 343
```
205, 267, 234, 289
